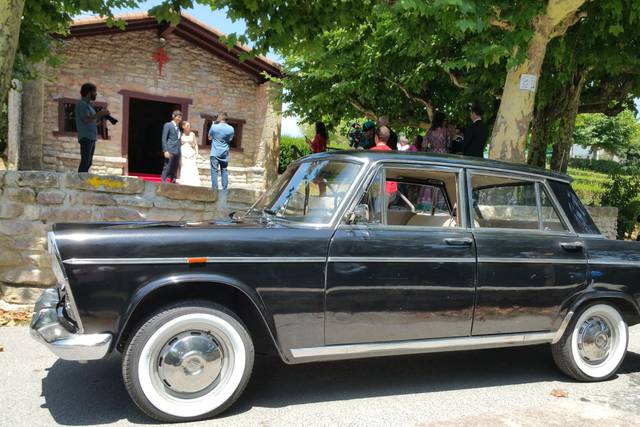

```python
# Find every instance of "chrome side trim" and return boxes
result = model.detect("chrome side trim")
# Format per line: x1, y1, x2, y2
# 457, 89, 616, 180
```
63, 256, 327, 265
588, 260, 640, 267
328, 257, 475, 263
290, 332, 555, 361
552, 310, 574, 344
478, 257, 584, 265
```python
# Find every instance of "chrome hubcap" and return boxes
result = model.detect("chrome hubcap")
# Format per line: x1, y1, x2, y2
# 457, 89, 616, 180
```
577, 316, 613, 365
157, 331, 223, 395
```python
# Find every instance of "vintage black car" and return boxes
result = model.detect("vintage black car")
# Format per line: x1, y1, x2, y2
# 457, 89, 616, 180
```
31, 151, 640, 422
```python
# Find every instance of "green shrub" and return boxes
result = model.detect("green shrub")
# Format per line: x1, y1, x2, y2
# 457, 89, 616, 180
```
568, 158, 627, 175
567, 167, 611, 206
279, 136, 311, 173
600, 174, 640, 239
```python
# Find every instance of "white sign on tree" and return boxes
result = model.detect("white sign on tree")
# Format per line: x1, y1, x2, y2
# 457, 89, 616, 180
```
519, 74, 538, 92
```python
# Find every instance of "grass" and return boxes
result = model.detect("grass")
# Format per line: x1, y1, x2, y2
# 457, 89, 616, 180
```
567, 167, 610, 206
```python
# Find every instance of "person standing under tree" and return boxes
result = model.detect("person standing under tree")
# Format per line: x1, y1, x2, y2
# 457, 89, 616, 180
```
306, 121, 328, 153
161, 110, 183, 183
463, 104, 489, 158
75, 83, 110, 172
208, 112, 234, 190
424, 111, 451, 154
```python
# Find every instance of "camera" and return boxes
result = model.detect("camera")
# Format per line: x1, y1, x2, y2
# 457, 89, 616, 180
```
347, 122, 362, 148
104, 114, 118, 125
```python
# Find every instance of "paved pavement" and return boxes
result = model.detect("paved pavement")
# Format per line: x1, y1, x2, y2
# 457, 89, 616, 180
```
1, 325, 640, 427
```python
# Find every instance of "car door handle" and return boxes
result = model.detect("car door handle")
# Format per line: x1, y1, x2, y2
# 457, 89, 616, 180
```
444, 237, 473, 246
560, 241, 584, 251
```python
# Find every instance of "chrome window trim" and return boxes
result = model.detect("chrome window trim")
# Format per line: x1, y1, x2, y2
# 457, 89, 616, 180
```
341, 161, 467, 229
579, 233, 605, 239
290, 331, 556, 360
466, 169, 577, 235
340, 224, 473, 233
534, 181, 543, 230
63, 256, 327, 265
470, 227, 576, 238
328, 256, 475, 263
331, 155, 573, 184
48, 231, 84, 333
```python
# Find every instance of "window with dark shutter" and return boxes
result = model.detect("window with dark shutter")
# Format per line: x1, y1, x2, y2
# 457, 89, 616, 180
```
55, 98, 109, 139
200, 114, 245, 151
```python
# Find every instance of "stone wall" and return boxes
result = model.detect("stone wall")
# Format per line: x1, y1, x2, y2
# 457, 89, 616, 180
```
0, 171, 260, 305
586, 206, 618, 240
20, 28, 281, 190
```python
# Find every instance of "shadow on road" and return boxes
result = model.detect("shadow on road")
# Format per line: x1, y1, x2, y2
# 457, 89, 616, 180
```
41, 346, 640, 425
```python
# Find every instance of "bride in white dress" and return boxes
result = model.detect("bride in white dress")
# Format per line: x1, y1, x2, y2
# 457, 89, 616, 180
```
177, 122, 202, 186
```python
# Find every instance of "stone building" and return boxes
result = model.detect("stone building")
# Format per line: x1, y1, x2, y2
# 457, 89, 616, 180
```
12, 12, 282, 190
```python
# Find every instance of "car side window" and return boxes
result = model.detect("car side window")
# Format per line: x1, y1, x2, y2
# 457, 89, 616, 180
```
354, 166, 460, 228
540, 187, 568, 231
470, 174, 539, 230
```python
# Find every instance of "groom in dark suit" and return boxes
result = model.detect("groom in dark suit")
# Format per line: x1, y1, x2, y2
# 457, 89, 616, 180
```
463, 104, 489, 158
161, 110, 183, 183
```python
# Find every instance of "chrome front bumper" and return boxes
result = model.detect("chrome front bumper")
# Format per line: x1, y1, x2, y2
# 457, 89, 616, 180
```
30, 288, 112, 361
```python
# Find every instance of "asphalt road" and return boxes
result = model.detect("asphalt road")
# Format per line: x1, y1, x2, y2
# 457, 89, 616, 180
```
1, 325, 640, 427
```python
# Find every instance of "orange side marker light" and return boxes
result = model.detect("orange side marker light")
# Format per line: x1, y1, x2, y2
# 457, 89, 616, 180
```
187, 257, 207, 264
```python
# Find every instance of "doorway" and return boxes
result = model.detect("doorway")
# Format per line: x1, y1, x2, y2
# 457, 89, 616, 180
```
127, 98, 180, 175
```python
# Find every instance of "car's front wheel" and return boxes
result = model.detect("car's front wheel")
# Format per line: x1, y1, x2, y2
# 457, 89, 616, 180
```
122, 301, 254, 422
551, 302, 628, 381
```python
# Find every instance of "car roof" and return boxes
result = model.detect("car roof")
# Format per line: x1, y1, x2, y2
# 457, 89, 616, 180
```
303, 150, 572, 183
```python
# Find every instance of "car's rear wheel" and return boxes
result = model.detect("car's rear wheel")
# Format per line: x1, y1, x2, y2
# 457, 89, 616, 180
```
122, 301, 254, 422
551, 302, 628, 381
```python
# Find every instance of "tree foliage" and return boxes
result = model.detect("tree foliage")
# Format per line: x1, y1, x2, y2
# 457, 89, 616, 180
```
573, 110, 640, 159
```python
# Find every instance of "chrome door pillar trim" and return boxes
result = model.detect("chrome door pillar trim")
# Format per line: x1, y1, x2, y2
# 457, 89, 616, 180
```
290, 332, 555, 361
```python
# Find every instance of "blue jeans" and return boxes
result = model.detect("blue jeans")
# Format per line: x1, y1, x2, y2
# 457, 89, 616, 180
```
78, 138, 96, 172
210, 156, 228, 190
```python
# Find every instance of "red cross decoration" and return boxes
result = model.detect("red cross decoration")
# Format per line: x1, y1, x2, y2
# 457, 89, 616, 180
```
152, 47, 170, 76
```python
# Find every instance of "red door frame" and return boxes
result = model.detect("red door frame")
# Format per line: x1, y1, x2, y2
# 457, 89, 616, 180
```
119, 89, 193, 175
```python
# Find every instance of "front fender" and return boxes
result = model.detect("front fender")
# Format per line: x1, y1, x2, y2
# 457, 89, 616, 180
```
115, 272, 281, 357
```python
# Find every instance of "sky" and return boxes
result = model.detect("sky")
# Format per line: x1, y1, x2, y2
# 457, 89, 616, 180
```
109, 0, 304, 136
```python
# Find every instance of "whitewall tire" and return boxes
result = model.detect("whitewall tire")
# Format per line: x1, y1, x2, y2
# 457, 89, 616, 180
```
122, 301, 254, 422
552, 302, 628, 381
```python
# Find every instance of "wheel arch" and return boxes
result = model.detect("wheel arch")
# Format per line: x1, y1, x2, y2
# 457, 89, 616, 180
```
555, 291, 640, 343
115, 273, 286, 362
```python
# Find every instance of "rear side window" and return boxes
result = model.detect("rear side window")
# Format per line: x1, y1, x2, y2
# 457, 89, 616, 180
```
548, 180, 600, 235
470, 175, 539, 230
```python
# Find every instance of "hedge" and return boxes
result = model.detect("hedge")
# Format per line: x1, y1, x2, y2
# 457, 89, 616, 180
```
279, 136, 311, 173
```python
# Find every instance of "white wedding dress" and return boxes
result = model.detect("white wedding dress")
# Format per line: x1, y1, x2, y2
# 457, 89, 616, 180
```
177, 133, 202, 186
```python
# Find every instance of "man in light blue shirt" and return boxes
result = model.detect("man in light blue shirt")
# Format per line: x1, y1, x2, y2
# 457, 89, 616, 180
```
208, 112, 234, 190
75, 83, 110, 172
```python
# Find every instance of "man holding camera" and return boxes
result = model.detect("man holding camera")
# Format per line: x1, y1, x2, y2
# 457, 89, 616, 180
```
75, 83, 111, 172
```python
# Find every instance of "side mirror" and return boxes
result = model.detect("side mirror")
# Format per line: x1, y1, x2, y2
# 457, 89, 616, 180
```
348, 204, 370, 224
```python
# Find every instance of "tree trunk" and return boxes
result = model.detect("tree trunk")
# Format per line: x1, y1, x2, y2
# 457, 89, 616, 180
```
0, 0, 25, 105
550, 69, 587, 172
527, 105, 556, 168
489, 0, 587, 162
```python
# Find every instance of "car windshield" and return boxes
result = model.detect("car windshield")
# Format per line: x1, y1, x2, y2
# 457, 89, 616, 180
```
249, 159, 362, 224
